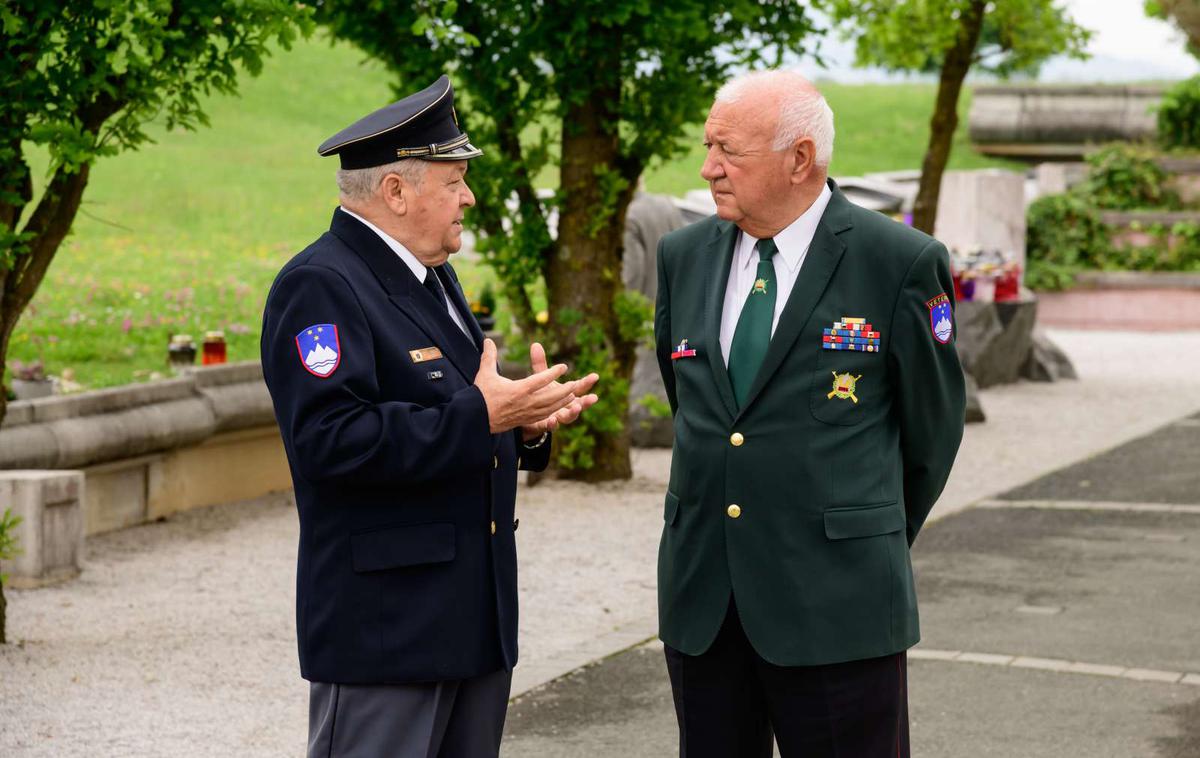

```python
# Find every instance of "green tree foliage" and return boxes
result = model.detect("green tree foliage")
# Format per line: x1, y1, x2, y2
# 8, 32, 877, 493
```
0, 0, 314, 429
824, 0, 1089, 233
318, 1, 820, 480
1158, 75, 1200, 150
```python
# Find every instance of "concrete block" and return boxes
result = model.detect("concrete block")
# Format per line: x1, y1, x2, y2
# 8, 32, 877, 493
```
0, 422, 60, 469
50, 398, 216, 470
83, 460, 151, 535
0, 470, 85, 587
2, 401, 35, 428
970, 85, 1163, 147
190, 360, 263, 389
146, 428, 291, 520
199, 381, 276, 433
31, 377, 193, 424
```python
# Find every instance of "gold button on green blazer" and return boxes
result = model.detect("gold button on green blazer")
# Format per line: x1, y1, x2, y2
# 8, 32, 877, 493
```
654, 180, 966, 666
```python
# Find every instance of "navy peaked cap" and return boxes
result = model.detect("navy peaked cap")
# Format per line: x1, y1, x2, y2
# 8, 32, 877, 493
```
318, 75, 482, 169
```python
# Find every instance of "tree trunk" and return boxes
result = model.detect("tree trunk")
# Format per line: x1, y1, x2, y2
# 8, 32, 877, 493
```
549, 90, 638, 482
0, 579, 6, 644
910, 0, 987, 234
0, 163, 92, 431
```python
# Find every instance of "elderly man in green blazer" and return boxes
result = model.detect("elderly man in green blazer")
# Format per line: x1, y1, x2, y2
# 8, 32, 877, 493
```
654, 70, 966, 758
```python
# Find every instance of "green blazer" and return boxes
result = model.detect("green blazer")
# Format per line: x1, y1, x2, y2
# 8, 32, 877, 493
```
654, 180, 965, 666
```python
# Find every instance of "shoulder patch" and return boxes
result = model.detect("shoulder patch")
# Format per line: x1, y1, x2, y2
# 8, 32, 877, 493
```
296, 324, 341, 377
926, 294, 953, 344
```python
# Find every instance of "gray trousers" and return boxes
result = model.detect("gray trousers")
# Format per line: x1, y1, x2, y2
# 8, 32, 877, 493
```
307, 668, 512, 758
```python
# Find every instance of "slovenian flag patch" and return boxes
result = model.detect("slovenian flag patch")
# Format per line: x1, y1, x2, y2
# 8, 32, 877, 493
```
296, 324, 341, 377
926, 294, 953, 344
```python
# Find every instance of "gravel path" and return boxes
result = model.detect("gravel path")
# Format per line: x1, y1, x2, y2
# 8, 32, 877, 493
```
3, 329, 1199, 756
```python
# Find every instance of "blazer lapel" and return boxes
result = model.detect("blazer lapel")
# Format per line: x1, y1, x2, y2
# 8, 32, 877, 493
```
329, 209, 480, 381
704, 220, 740, 420
735, 182, 853, 420
440, 263, 486, 348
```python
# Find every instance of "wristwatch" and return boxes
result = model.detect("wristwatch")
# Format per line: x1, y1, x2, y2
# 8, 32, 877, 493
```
522, 431, 549, 449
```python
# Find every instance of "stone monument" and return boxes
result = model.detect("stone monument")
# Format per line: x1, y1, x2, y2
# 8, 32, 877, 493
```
932, 169, 1076, 422
623, 191, 685, 447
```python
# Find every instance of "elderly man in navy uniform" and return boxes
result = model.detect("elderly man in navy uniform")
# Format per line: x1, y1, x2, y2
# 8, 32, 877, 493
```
655, 70, 965, 757
261, 76, 599, 758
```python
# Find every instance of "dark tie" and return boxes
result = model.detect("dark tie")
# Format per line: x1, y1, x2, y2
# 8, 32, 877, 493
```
727, 237, 778, 409
423, 266, 469, 337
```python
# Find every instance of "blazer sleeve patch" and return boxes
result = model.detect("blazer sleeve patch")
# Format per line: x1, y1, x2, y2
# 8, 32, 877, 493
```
296, 323, 342, 377
925, 294, 953, 344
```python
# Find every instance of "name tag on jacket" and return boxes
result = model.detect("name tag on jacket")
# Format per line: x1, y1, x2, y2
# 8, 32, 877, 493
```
409, 347, 444, 363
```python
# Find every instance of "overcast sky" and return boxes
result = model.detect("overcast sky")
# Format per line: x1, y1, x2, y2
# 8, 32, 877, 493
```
1055, 0, 1199, 78
799, 0, 1200, 83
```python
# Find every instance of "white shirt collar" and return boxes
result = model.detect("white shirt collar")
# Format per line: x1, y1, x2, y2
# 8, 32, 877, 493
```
736, 183, 834, 272
338, 206, 428, 282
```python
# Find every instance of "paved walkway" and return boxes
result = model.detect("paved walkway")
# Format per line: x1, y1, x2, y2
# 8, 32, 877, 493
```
503, 412, 1200, 757
2, 329, 1200, 755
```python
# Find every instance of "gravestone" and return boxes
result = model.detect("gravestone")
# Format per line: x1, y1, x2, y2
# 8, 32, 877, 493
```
624, 192, 685, 448
934, 169, 1027, 274
0, 470, 85, 587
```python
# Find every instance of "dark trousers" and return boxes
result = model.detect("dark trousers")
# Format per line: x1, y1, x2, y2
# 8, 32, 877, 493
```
664, 600, 909, 758
307, 668, 511, 758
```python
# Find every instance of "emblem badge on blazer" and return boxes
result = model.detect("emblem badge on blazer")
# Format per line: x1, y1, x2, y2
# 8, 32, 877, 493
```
409, 346, 444, 363
926, 293, 953, 344
827, 371, 863, 404
295, 324, 341, 378
671, 338, 698, 360
822, 316, 881, 352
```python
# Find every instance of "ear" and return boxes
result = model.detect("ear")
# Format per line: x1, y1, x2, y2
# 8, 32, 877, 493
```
789, 137, 817, 186
379, 173, 409, 216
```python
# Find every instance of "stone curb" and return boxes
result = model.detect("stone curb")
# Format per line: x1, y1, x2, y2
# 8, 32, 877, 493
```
0, 361, 275, 470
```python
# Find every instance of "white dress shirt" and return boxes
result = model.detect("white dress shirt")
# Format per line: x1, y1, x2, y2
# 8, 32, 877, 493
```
339, 206, 471, 338
719, 184, 833, 366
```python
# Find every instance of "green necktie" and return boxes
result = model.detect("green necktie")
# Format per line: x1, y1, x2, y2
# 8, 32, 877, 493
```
728, 237, 778, 408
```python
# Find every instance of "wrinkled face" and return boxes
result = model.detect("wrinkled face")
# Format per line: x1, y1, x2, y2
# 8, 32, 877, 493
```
405, 160, 475, 262
700, 98, 792, 234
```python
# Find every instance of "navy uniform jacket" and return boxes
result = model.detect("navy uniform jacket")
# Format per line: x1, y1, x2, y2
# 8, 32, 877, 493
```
261, 208, 550, 684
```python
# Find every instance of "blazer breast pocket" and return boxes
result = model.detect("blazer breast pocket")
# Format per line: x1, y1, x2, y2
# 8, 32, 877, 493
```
808, 350, 882, 427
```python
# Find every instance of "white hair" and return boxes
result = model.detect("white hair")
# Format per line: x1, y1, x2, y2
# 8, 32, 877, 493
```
336, 158, 429, 202
715, 70, 835, 167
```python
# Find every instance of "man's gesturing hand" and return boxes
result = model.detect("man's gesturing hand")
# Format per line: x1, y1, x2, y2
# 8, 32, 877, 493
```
474, 339, 596, 434
520, 342, 600, 440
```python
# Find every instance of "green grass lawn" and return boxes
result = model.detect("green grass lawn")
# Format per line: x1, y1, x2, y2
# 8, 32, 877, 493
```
7, 34, 1016, 392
